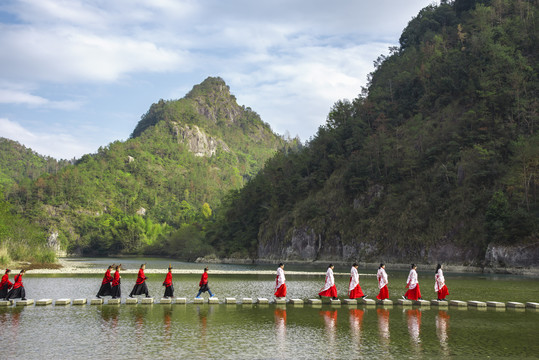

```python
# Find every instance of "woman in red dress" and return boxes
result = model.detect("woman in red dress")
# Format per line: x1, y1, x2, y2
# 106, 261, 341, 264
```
376, 263, 389, 300
349, 262, 366, 299
435, 264, 449, 301
196, 267, 215, 298
129, 263, 150, 298
96, 265, 114, 298
403, 264, 422, 301
0, 269, 13, 299
163, 265, 174, 298
274, 263, 287, 299
6, 269, 26, 300
110, 265, 121, 299
319, 264, 338, 300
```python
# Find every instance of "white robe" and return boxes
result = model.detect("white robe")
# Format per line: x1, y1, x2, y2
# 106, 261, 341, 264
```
275, 267, 286, 290
435, 269, 445, 292
349, 266, 359, 291
406, 269, 418, 290
321, 267, 335, 291
377, 268, 388, 289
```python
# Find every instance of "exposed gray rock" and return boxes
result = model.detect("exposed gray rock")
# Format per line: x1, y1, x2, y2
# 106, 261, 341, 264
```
172, 123, 230, 157
485, 242, 539, 267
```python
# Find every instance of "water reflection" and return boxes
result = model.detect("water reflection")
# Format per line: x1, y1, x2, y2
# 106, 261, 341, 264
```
196, 305, 213, 357
274, 308, 287, 358
436, 310, 450, 355
320, 310, 338, 359
349, 309, 364, 353
377, 308, 390, 354
163, 306, 173, 346
406, 309, 422, 354
100, 305, 120, 329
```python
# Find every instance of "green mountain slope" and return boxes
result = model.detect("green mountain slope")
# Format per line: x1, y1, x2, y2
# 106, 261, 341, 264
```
4, 77, 293, 259
210, 0, 539, 267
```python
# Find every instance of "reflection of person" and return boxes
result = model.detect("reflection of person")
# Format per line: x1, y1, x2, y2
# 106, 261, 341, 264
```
6, 269, 26, 301
348, 263, 366, 299
130, 264, 150, 298
96, 265, 114, 298
163, 265, 174, 298
196, 267, 215, 298
403, 264, 422, 300
111, 265, 121, 299
274, 263, 287, 299
0, 269, 13, 299
319, 264, 338, 300
376, 263, 389, 300
435, 264, 449, 301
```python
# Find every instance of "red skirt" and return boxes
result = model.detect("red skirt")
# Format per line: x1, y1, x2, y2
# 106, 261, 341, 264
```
349, 284, 365, 299
319, 285, 337, 298
376, 285, 389, 300
274, 283, 287, 297
437, 285, 449, 300
404, 284, 421, 300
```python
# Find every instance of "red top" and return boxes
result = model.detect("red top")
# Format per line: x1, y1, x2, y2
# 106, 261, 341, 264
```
13, 274, 23, 289
136, 269, 147, 284
163, 272, 172, 287
1, 274, 13, 289
112, 270, 120, 286
199, 272, 208, 286
102, 269, 113, 285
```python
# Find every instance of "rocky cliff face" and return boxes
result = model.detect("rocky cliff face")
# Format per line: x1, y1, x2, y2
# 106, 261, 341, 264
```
172, 123, 231, 157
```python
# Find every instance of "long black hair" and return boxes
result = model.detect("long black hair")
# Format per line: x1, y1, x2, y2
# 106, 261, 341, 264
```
328, 264, 334, 269
411, 263, 416, 269
436, 263, 442, 274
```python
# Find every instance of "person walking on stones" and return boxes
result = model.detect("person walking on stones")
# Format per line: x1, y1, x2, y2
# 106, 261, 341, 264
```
435, 264, 449, 301
349, 263, 366, 299
130, 263, 150, 298
6, 269, 26, 301
163, 264, 174, 298
196, 267, 215, 298
0, 269, 13, 299
96, 265, 114, 298
319, 264, 338, 300
274, 263, 287, 299
376, 263, 389, 301
403, 264, 422, 301
111, 264, 122, 299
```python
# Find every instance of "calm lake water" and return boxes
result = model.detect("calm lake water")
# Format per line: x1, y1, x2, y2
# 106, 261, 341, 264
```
1, 259, 538, 359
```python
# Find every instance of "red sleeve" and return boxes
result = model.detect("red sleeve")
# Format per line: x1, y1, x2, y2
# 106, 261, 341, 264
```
103, 270, 113, 284
136, 269, 146, 284
163, 272, 172, 286
112, 271, 120, 286
199, 272, 208, 286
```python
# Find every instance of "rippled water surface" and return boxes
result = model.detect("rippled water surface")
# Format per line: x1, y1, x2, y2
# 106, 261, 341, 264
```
1, 261, 539, 359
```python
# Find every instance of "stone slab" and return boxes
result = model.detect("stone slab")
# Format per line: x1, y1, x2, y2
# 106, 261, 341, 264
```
55, 298, 71, 306
431, 300, 449, 306
398, 299, 412, 306
450, 300, 467, 307
225, 297, 236, 304
242, 298, 253, 304
257, 298, 269, 304
275, 298, 287, 305
141, 297, 154, 304
413, 300, 430, 307
208, 297, 219, 304
330, 299, 341, 306
361, 298, 376, 305
160, 298, 172, 304
193, 297, 204, 304
175, 297, 187, 304
343, 299, 357, 305
90, 298, 104, 305
0, 300, 13, 306
36, 299, 53, 306
507, 301, 525, 309
126, 298, 138, 305
16, 299, 34, 306
107, 298, 121, 305
526, 302, 539, 309
486, 301, 505, 308
73, 298, 87, 305
378, 299, 393, 306
307, 299, 322, 305
468, 301, 487, 307
289, 298, 304, 305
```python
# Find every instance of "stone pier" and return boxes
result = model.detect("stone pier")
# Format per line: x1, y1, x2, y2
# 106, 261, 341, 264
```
343, 299, 357, 305
90, 298, 104, 305
526, 302, 539, 309
378, 299, 393, 306
73, 299, 87, 305
431, 300, 449, 307
468, 301, 487, 308
175, 298, 187, 304
242, 298, 253, 304
36, 299, 53, 306
225, 297, 236, 304
193, 297, 204, 304
506, 301, 525, 309
486, 301, 505, 308
107, 298, 121, 305
414, 300, 430, 307
289, 299, 304, 305
126, 298, 138, 305
362, 298, 376, 306
450, 300, 467, 307
275, 298, 286, 305
160, 298, 172, 304
398, 299, 412, 306
307, 299, 322, 305
16, 299, 34, 306
55, 299, 71, 306
208, 297, 219, 304
141, 298, 154, 305
257, 298, 269, 304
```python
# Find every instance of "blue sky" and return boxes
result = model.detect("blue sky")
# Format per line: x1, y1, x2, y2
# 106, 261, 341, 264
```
0, 0, 435, 159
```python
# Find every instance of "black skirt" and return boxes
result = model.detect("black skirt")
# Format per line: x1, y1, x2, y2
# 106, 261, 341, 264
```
111, 285, 121, 299
0, 284, 10, 299
199, 284, 210, 292
130, 282, 149, 296
97, 282, 112, 297
164, 284, 174, 298
6, 286, 25, 300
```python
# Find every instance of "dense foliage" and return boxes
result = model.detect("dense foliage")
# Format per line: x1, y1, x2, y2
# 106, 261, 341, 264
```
2, 77, 293, 261
210, 0, 538, 263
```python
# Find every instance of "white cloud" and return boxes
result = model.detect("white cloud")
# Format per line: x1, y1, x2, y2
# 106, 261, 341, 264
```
0, 88, 81, 109
0, 117, 92, 159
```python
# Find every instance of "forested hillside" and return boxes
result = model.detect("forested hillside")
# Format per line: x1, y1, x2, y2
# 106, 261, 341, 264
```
1, 77, 294, 262
210, 0, 539, 267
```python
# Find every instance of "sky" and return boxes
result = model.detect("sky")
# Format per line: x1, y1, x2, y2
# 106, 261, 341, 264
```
0, 0, 436, 160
